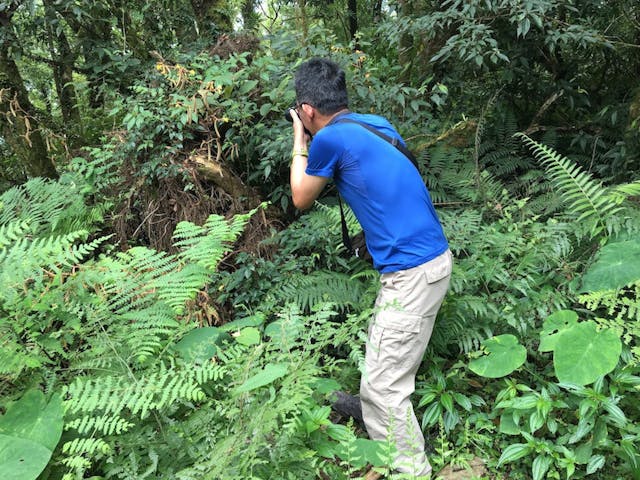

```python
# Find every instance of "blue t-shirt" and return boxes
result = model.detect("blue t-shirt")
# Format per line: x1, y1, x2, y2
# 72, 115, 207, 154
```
306, 112, 449, 273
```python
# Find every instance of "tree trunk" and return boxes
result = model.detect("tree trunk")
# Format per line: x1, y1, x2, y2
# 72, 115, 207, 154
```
347, 0, 358, 45
297, 0, 309, 42
397, 0, 414, 83
0, 7, 58, 179
43, 0, 83, 147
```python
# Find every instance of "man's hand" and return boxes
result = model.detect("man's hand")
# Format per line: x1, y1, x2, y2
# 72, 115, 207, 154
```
289, 108, 310, 146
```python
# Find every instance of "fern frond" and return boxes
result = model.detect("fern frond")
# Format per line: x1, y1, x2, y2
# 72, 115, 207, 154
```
174, 207, 260, 270
0, 220, 31, 249
0, 177, 102, 236
152, 263, 211, 315
264, 270, 367, 312
64, 362, 224, 418
62, 437, 111, 456
118, 305, 181, 360
516, 133, 623, 236
65, 414, 134, 436
608, 180, 640, 204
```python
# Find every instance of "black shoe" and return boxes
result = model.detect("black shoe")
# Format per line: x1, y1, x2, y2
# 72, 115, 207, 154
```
331, 390, 364, 427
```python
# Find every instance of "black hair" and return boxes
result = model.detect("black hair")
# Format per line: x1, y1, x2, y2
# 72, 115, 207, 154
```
294, 58, 349, 115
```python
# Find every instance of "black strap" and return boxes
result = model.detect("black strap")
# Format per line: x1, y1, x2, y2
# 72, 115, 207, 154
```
332, 118, 420, 253
338, 195, 352, 253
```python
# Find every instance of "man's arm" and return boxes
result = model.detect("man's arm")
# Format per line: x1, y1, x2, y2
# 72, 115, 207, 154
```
290, 155, 329, 210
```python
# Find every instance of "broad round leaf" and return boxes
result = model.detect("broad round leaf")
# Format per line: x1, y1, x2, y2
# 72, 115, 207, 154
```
0, 390, 64, 480
580, 240, 640, 292
0, 435, 52, 480
539, 310, 579, 352
0, 390, 63, 451
469, 334, 527, 378
554, 321, 622, 385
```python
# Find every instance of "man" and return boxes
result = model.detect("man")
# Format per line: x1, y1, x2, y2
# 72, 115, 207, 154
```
288, 57, 452, 479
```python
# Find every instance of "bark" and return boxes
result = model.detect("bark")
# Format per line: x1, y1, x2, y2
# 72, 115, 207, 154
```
297, 0, 309, 42
347, 0, 358, 44
188, 153, 262, 208
43, 0, 82, 146
0, 6, 58, 179
397, 0, 414, 83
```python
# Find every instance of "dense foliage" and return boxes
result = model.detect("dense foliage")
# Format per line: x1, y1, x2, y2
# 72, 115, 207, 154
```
1, 0, 640, 479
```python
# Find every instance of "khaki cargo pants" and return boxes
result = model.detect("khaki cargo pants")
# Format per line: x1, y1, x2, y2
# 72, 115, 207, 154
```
360, 249, 453, 478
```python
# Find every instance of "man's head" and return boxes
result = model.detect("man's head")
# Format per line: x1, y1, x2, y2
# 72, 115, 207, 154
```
294, 58, 348, 115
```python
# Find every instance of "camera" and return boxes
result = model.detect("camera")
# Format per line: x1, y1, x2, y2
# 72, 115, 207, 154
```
284, 106, 312, 137
284, 109, 294, 122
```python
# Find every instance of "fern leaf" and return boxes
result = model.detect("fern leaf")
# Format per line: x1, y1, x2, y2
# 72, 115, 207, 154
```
516, 133, 622, 235
608, 180, 640, 205
264, 270, 367, 312
62, 437, 111, 456
65, 414, 134, 436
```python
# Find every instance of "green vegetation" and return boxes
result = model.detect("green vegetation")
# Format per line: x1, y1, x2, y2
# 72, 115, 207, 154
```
1, 0, 639, 478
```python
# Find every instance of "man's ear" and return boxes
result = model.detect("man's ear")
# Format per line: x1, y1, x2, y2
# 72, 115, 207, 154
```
301, 103, 315, 119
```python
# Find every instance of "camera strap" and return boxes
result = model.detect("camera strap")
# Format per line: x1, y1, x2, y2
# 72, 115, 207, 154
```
333, 118, 421, 256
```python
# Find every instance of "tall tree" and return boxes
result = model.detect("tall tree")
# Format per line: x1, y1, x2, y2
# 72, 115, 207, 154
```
43, 0, 82, 145
0, 2, 57, 179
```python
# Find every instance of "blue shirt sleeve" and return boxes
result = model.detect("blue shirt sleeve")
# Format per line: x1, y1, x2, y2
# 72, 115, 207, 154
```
305, 130, 342, 178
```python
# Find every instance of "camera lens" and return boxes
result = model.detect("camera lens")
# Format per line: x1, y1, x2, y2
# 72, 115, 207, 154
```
285, 109, 293, 122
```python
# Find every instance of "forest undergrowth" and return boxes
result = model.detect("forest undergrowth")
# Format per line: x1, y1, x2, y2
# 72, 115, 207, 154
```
2, 4, 640, 479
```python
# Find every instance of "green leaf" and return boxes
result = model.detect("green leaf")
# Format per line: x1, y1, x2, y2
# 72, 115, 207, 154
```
0, 436, 52, 480
532, 455, 552, 480
539, 310, 579, 352
602, 401, 627, 427
497, 443, 532, 467
350, 439, 391, 468
325, 423, 351, 443
0, 390, 64, 480
469, 334, 527, 378
529, 410, 544, 433
239, 80, 258, 95
259, 103, 273, 116
173, 327, 229, 363
234, 327, 261, 346
236, 363, 288, 393
575, 443, 593, 464
553, 321, 622, 385
452, 392, 472, 411
421, 402, 442, 429
219, 313, 265, 332
315, 378, 342, 395
586, 454, 605, 474
580, 239, 640, 292
499, 413, 521, 435
440, 392, 454, 414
